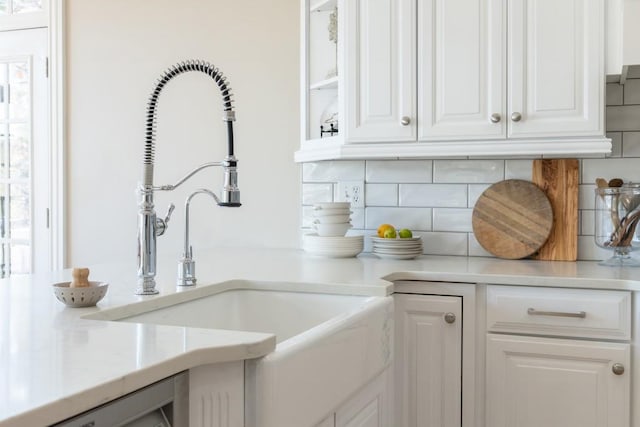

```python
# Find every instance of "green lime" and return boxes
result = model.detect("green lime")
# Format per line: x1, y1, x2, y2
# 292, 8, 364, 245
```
383, 228, 397, 239
398, 228, 413, 238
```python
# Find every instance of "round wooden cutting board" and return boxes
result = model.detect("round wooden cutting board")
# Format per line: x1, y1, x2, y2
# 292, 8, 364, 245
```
472, 179, 553, 259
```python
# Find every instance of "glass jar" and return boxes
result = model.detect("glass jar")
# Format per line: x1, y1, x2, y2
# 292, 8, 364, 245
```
594, 186, 640, 266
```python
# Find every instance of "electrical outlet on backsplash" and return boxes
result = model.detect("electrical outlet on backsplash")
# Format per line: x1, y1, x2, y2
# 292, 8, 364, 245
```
301, 78, 640, 261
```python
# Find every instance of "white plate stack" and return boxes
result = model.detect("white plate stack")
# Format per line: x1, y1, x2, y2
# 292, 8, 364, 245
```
312, 202, 352, 237
304, 202, 363, 257
303, 234, 364, 258
371, 236, 423, 259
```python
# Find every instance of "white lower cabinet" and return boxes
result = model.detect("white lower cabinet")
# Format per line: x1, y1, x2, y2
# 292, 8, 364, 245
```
315, 368, 393, 427
486, 334, 630, 427
392, 282, 636, 427
486, 285, 632, 427
394, 294, 462, 427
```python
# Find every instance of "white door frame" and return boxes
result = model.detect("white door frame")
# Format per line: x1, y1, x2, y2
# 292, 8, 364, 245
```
48, 0, 65, 269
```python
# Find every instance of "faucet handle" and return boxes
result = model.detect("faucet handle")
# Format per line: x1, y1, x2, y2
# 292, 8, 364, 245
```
156, 203, 175, 236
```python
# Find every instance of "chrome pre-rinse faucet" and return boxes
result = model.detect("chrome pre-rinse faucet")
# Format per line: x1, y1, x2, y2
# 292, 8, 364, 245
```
136, 60, 241, 295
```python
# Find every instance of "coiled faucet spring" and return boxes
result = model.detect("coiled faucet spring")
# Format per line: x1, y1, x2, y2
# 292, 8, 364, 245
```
143, 59, 235, 187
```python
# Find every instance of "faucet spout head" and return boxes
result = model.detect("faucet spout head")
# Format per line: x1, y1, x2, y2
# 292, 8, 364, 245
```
218, 156, 241, 207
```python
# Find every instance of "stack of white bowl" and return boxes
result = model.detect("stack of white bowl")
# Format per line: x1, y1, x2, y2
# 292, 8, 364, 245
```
312, 202, 352, 236
371, 236, 423, 259
303, 202, 363, 258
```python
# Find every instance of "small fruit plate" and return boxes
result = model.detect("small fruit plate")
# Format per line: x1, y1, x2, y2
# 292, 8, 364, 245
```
371, 236, 422, 243
53, 281, 109, 308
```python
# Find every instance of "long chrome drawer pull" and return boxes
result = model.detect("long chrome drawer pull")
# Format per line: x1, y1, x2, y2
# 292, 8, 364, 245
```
527, 308, 586, 318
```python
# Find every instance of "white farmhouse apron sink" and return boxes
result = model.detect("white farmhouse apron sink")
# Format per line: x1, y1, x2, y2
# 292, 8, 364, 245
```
84, 282, 393, 427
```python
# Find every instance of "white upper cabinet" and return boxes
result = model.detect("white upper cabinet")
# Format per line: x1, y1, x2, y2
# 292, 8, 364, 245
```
296, 0, 610, 162
418, 0, 505, 140
507, 0, 604, 138
343, 0, 416, 142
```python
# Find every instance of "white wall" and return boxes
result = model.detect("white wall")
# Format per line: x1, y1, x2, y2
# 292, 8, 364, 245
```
66, 0, 301, 268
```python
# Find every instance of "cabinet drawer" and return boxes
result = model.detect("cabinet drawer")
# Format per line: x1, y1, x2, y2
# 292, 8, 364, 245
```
486, 285, 631, 340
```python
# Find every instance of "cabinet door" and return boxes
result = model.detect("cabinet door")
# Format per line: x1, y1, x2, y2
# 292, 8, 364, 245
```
343, 0, 416, 142
418, 0, 505, 141
508, 0, 604, 137
335, 369, 392, 427
394, 294, 462, 427
486, 334, 630, 427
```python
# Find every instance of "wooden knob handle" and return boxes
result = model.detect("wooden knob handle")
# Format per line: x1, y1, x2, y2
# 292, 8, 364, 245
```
70, 268, 90, 287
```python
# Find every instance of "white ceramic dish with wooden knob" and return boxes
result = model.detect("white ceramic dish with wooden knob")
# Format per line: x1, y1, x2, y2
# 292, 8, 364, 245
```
53, 281, 109, 308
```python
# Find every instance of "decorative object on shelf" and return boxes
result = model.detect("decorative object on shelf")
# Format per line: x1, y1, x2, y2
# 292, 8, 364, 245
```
325, 6, 338, 79
594, 180, 640, 266
472, 179, 553, 259
320, 95, 339, 138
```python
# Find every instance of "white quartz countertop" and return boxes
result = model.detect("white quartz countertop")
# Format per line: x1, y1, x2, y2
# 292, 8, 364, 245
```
2, 247, 640, 426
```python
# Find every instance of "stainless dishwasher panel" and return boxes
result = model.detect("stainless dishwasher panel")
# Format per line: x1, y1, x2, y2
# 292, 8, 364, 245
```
52, 372, 189, 427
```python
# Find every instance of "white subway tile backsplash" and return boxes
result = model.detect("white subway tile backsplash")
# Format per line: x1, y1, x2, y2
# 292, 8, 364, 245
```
433, 160, 504, 183
468, 184, 490, 208
505, 159, 533, 180
365, 207, 432, 231
469, 233, 493, 257
302, 183, 333, 205
607, 105, 640, 131
422, 232, 468, 256
303, 161, 365, 182
579, 184, 596, 210
366, 160, 432, 183
606, 132, 623, 157
622, 132, 640, 157
577, 235, 610, 261
399, 184, 467, 207
581, 210, 595, 236
624, 79, 640, 105
606, 82, 623, 106
365, 184, 398, 206
582, 158, 640, 184
433, 208, 473, 232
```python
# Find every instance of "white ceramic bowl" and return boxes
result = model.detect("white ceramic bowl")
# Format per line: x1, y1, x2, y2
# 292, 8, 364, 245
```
313, 208, 351, 217
313, 222, 352, 237
313, 214, 351, 224
53, 281, 108, 308
314, 202, 351, 210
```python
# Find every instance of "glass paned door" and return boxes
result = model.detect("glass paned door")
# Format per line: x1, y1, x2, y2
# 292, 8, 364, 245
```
0, 28, 49, 277
0, 0, 47, 31
0, 59, 32, 275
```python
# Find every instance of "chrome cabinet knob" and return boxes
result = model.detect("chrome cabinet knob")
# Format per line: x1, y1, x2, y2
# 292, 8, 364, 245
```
444, 312, 456, 324
612, 363, 625, 375
490, 113, 501, 123
401, 116, 411, 126
511, 112, 522, 122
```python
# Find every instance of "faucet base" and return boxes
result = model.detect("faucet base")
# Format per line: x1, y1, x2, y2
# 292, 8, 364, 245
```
136, 278, 160, 295
177, 259, 197, 287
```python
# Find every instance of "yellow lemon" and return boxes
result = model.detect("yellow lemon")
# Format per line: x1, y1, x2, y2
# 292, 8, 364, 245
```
377, 224, 395, 238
